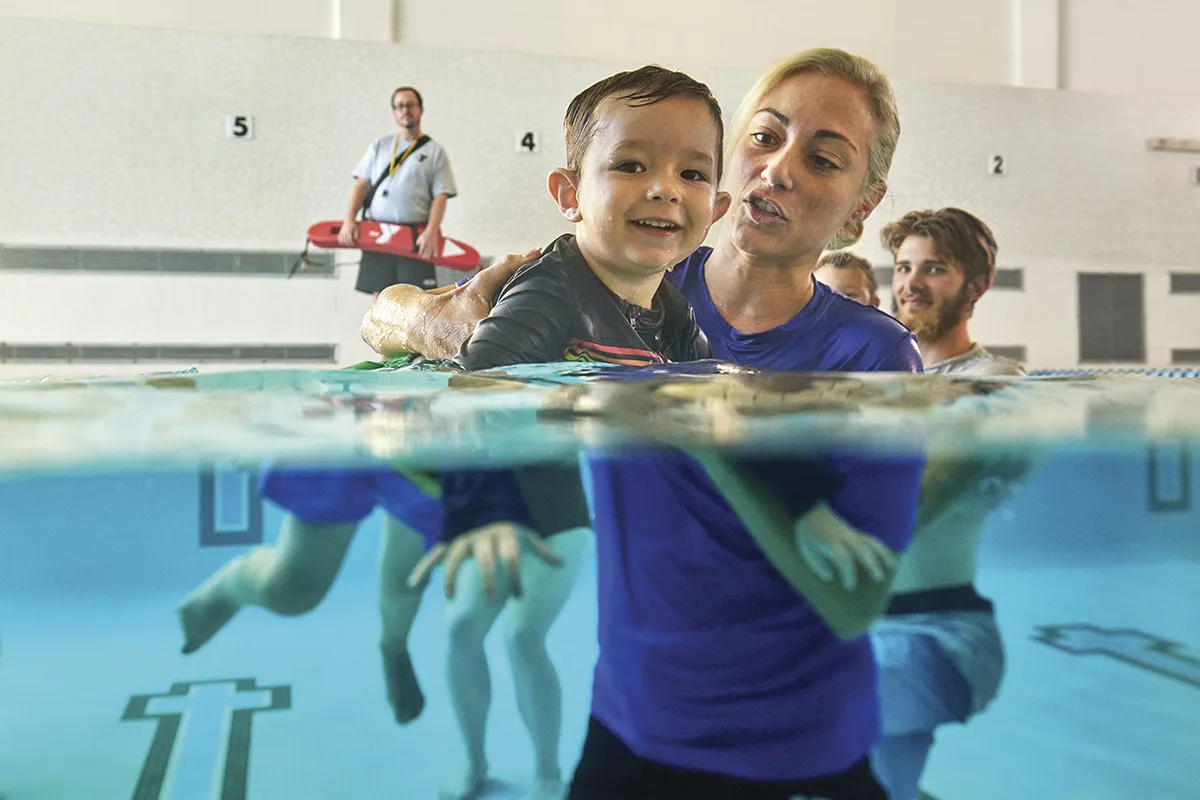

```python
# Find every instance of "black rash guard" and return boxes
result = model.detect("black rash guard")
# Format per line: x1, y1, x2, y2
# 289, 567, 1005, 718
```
441, 233, 710, 538
456, 234, 709, 370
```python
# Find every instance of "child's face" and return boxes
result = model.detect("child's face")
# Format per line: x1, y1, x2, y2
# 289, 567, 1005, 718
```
814, 264, 879, 307
561, 96, 730, 277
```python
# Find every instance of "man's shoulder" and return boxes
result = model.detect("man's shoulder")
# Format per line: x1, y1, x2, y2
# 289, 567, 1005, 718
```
930, 345, 1027, 376
364, 133, 446, 152
367, 133, 396, 149
967, 349, 1028, 376
417, 135, 448, 155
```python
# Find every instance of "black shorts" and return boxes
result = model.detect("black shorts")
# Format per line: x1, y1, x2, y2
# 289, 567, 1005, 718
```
355, 250, 437, 295
568, 717, 888, 800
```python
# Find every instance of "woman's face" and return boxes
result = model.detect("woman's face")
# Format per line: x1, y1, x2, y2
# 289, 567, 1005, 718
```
726, 72, 881, 265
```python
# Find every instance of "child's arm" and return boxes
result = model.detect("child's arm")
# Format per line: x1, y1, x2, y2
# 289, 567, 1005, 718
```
691, 451, 922, 640
454, 262, 574, 370
421, 263, 584, 597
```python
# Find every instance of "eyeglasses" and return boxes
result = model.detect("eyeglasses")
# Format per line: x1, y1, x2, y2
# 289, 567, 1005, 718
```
392, 102, 420, 111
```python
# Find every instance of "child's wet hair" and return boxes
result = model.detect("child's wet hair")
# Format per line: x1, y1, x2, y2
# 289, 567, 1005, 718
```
817, 250, 879, 296
564, 65, 724, 181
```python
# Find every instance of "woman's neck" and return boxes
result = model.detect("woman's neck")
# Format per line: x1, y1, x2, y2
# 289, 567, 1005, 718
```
703, 235, 819, 335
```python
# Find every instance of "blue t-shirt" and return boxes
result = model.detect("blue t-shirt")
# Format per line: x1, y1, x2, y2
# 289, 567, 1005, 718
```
449, 247, 924, 779
583, 248, 924, 780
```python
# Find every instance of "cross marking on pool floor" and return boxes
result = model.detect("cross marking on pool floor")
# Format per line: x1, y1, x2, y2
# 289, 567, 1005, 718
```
1033, 624, 1200, 688
122, 677, 290, 800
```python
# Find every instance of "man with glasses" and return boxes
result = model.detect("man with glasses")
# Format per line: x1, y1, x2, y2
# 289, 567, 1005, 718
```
340, 86, 458, 296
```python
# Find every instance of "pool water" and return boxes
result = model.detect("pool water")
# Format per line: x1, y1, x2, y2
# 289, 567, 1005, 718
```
0, 365, 1196, 799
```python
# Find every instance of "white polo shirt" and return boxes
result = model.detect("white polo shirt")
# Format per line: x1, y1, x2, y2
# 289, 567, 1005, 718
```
353, 133, 457, 224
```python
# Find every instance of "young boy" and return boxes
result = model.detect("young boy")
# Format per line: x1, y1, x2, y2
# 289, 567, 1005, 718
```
455, 68, 729, 372
428, 65, 731, 800
815, 249, 881, 308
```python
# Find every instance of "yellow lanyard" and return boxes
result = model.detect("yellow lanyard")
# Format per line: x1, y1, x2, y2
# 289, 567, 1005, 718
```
387, 134, 421, 181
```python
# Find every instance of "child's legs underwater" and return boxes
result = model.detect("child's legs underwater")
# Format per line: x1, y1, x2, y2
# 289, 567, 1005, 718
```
441, 525, 591, 800
378, 514, 431, 724
372, 469, 443, 724
442, 554, 509, 799
503, 526, 591, 798
177, 466, 386, 653
177, 515, 357, 653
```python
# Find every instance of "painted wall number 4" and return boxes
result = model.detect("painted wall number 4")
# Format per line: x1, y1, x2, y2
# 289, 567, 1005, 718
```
988, 154, 1005, 176
517, 131, 539, 153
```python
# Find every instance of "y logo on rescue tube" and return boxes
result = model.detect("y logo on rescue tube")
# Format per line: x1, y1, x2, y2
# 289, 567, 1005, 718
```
123, 678, 290, 799
375, 223, 401, 245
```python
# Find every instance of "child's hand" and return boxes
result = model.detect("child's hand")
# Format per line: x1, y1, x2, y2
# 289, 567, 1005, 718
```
794, 503, 897, 591
407, 521, 562, 600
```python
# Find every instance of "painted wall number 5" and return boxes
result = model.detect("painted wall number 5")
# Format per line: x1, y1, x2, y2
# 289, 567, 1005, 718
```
226, 115, 254, 140
988, 154, 1005, 176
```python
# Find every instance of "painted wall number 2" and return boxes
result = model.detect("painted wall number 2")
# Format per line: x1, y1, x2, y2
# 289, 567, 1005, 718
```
989, 154, 1005, 176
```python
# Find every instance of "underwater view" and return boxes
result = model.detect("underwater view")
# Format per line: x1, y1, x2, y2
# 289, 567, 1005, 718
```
0, 363, 1196, 800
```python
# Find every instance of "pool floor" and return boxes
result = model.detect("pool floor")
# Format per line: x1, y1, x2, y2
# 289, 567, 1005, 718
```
1, 554, 1196, 798
0, 461, 1197, 800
